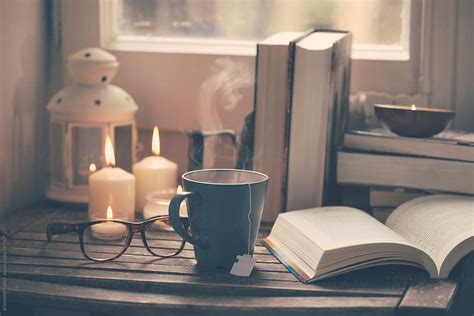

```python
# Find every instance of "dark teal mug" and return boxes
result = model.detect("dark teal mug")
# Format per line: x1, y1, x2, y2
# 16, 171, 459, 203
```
169, 169, 268, 268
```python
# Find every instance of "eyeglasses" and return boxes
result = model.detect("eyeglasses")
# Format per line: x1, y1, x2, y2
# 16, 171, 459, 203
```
46, 215, 189, 262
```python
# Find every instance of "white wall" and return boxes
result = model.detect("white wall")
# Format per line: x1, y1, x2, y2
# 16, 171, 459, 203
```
0, 0, 49, 216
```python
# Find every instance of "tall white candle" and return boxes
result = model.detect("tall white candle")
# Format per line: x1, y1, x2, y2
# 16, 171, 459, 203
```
89, 136, 135, 220
133, 126, 178, 212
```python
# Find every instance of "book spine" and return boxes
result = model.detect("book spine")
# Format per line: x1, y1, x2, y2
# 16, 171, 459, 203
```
337, 152, 474, 194
282, 30, 313, 212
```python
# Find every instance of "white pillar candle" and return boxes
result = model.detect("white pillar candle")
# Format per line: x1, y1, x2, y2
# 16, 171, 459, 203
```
89, 136, 135, 220
91, 206, 128, 240
133, 126, 178, 212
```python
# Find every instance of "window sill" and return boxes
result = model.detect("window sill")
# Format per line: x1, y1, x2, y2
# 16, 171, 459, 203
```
104, 36, 410, 61
104, 36, 257, 56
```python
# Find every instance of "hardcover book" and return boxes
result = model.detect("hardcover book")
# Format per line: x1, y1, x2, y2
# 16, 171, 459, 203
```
253, 29, 352, 221
344, 128, 474, 162
337, 151, 474, 195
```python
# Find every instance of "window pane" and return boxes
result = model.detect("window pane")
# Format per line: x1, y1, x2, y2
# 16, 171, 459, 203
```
114, 125, 133, 172
71, 127, 103, 186
51, 122, 65, 186
116, 0, 409, 46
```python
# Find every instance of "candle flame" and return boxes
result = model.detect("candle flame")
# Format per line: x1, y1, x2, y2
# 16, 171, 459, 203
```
105, 135, 116, 167
177, 185, 183, 194
411, 104, 417, 111
106, 206, 113, 220
89, 163, 97, 172
152, 126, 161, 156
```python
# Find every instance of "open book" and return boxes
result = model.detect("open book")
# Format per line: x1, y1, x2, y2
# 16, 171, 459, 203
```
262, 195, 474, 283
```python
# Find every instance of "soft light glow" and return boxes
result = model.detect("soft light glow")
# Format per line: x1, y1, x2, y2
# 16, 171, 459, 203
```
152, 126, 161, 156
89, 163, 97, 172
106, 206, 113, 220
105, 135, 116, 167
177, 185, 183, 194
411, 104, 417, 111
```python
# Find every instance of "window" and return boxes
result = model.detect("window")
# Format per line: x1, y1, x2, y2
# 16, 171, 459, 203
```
61, 0, 462, 133
107, 0, 410, 59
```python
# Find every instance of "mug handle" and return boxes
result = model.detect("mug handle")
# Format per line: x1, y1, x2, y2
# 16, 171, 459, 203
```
169, 192, 208, 249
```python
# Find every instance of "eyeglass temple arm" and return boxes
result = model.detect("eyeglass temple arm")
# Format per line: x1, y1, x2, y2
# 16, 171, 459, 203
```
46, 223, 79, 241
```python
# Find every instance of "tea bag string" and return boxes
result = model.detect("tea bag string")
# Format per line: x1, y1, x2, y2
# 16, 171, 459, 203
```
247, 182, 252, 256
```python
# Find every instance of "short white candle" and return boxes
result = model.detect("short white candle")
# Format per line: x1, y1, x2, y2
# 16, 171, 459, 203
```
89, 136, 135, 220
91, 206, 128, 240
133, 126, 178, 212
143, 186, 187, 220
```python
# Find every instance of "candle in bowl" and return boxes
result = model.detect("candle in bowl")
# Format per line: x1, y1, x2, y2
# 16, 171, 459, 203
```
143, 185, 187, 219
89, 136, 136, 220
143, 186, 187, 229
91, 206, 128, 240
374, 104, 456, 138
133, 126, 178, 213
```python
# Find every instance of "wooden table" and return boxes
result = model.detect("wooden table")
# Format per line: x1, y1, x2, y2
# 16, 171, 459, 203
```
1, 203, 469, 316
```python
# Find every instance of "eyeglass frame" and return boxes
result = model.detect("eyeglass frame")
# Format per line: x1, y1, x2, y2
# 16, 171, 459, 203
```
46, 215, 189, 262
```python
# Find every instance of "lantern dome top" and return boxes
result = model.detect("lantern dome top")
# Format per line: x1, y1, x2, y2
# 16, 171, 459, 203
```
48, 47, 138, 122
47, 84, 138, 122
67, 48, 119, 85
68, 47, 117, 64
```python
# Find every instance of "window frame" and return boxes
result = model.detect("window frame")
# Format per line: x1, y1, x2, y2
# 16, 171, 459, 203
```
60, 0, 455, 131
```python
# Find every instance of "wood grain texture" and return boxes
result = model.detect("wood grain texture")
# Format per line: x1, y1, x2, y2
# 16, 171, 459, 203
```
398, 279, 457, 315
3, 203, 462, 315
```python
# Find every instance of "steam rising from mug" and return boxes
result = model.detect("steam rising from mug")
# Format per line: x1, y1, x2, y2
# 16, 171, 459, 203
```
198, 58, 253, 168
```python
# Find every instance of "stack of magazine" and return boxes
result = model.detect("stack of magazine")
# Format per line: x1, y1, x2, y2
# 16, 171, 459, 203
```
337, 128, 474, 221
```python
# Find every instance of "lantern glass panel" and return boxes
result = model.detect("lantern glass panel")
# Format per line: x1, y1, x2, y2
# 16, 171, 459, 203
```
71, 126, 103, 186
51, 122, 65, 186
114, 124, 133, 172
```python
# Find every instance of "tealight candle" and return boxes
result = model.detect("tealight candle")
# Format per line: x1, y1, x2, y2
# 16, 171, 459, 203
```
133, 126, 178, 212
91, 206, 128, 240
143, 185, 188, 220
89, 136, 136, 220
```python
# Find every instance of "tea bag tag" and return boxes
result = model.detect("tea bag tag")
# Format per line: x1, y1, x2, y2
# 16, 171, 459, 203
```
230, 183, 256, 277
230, 254, 256, 277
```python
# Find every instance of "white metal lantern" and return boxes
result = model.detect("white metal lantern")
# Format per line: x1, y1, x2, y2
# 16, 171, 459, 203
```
46, 47, 138, 203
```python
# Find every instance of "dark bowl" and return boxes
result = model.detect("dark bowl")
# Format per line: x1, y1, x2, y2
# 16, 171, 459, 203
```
374, 104, 456, 138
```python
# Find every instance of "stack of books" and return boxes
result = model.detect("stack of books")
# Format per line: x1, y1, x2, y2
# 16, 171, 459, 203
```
337, 128, 474, 220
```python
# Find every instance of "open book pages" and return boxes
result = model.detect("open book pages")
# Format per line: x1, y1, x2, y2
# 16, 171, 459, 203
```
386, 195, 474, 278
263, 195, 473, 283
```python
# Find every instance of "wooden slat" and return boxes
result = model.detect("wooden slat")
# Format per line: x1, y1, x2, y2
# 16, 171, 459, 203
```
6, 238, 279, 264
9, 230, 273, 255
7, 246, 288, 273
7, 253, 297, 282
7, 278, 399, 316
398, 279, 458, 313
23, 222, 273, 236
7, 264, 408, 297
8, 255, 298, 282
9, 229, 271, 251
